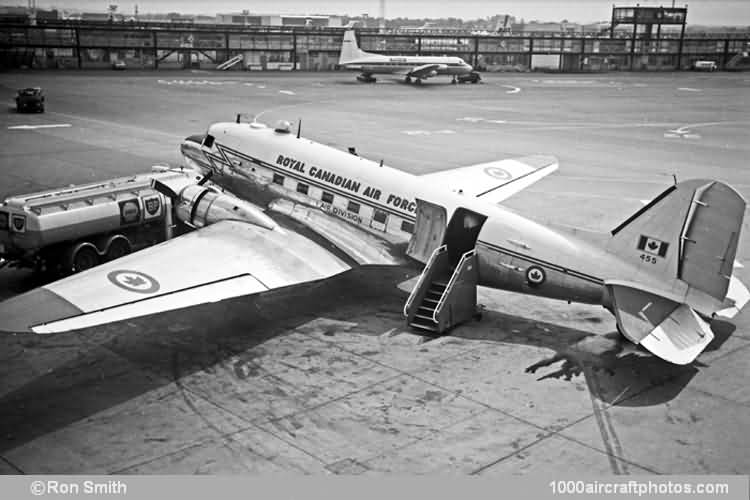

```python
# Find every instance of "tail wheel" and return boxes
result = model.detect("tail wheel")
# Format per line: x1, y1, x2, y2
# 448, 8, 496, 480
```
106, 238, 131, 261
72, 245, 99, 273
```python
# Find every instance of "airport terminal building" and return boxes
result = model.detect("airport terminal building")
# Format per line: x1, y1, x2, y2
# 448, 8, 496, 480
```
1, 6, 749, 72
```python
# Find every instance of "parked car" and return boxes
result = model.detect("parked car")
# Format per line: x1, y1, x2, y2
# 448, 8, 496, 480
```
457, 71, 482, 84
112, 60, 127, 70
692, 60, 717, 72
15, 87, 45, 113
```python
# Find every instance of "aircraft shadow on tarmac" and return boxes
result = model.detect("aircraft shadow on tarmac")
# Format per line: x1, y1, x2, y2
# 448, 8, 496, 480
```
449, 308, 736, 408
0, 265, 737, 455
0, 266, 414, 455
335, 79, 456, 88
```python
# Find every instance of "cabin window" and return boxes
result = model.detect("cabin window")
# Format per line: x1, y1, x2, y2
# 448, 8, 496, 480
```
373, 209, 388, 224
272, 173, 285, 185
322, 192, 334, 204
401, 220, 415, 234
347, 201, 360, 214
297, 183, 309, 195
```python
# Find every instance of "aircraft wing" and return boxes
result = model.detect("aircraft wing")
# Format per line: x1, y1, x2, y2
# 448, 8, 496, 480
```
405, 63, 446, 79
421, 155, 558, 204
0, 220, 351, 334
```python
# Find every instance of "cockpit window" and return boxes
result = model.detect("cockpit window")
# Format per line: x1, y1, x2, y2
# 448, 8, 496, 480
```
202, 134, 215, 148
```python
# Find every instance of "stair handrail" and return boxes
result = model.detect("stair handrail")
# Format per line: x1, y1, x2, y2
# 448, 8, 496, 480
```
403, 244, 447, 316
217, 54, 243, 70
433, 249, 476, 323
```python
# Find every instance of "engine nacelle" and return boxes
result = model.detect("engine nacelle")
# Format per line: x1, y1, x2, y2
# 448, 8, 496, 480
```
174, 184, 277, 230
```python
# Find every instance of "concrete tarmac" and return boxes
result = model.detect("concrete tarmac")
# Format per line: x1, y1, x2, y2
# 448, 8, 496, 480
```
0, 70, 748, 474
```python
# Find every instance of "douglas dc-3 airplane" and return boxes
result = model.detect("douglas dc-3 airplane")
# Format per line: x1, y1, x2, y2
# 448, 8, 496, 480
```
0, 118, 747, 366
337, 29, 474, 84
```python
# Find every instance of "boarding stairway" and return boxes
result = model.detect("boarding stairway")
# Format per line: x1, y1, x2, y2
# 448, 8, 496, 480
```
217, 54, 243, 70
404, 245, 479, 334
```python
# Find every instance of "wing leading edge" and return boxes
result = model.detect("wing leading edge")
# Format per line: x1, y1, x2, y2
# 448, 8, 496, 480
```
405, 63, 446, 79
0, 220, 351, 334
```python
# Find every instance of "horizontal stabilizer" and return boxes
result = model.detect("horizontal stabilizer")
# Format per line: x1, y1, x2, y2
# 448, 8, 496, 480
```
639, 304, 714, 365
421, 155, 558, 204
607, 282, 713, 365
715, 275, 750, 319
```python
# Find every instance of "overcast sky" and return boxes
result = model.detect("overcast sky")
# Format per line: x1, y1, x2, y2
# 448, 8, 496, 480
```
6, 0, 750, 25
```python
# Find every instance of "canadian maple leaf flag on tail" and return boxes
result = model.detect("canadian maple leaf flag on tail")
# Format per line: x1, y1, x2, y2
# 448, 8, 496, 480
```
638, 235, 669, 257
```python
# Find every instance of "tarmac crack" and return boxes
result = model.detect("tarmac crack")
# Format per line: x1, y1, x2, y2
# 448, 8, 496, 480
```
0, 454, 24, 474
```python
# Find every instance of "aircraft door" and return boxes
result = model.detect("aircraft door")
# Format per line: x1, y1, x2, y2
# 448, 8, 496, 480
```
444, 208, 487, 265
406, 199, 447, 263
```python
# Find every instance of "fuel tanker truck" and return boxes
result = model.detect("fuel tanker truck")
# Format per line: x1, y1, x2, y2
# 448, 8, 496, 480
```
0, 165, 268, 276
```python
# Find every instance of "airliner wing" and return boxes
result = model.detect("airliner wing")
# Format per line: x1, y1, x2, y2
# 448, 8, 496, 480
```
421, 155, 558, 204
405, 63, 446, 79
0, 220, 351, 334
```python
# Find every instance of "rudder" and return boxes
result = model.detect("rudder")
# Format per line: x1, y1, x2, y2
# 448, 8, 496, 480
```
607, 179, 745, 303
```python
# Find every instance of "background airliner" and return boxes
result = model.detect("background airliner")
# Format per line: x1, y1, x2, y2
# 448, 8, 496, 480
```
337, 29, 474, 84
0, 119, 746, 366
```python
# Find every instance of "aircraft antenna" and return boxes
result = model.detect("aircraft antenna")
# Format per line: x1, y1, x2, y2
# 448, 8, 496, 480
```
297, 119, 301, 138
379, 159, 384, 167
672, 173, 677, 185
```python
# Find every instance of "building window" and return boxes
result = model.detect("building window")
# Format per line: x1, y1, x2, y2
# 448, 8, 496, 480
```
401, 220, 415, 234
373, 209, 388, 224
272, 173, 284, 185
347, 201, 360, 214
297, 183, 309, 195
322, 192, 334, 204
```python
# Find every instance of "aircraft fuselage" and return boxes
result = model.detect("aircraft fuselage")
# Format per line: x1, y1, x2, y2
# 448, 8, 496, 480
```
341, 55, 472, 77
182, 123, 672, 314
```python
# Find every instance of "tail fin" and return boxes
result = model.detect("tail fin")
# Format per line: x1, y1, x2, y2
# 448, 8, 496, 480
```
339, 29, 366, 64
607, 179, 745, 306
604, 179, 746, 365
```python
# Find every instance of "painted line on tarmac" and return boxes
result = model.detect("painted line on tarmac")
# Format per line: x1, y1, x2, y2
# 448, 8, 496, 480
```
47, 111, 184, 140
401, 130, 456, 136
527, 189, 647, 203
456, 117, 507, 124
279, 90, 296, 95
501, 84, 521, 94
8, 123, 72, 130
678, 87, 702, 92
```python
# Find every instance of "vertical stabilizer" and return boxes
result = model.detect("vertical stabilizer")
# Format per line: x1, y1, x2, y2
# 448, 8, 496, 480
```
607, 179, 745, 304
339, 30, 366, 64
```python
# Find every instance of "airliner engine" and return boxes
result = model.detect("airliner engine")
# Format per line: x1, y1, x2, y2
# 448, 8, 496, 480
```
152, 176, 276, 230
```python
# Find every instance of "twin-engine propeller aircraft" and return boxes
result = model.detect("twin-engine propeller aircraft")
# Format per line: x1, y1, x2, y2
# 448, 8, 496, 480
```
0, 118, 747, 366
337, 29, 474, 84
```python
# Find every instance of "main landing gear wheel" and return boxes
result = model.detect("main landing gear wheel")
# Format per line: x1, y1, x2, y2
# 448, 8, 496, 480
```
405, 76, 412, 83
452, 76, 457, 84
356, 74, 376, 83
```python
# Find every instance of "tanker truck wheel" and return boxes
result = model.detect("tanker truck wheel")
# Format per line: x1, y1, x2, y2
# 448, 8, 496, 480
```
105, 236, 132, 262
71, 243, 100, 273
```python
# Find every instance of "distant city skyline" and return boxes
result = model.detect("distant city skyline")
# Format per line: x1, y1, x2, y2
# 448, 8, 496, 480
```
3, 0, 750, 25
